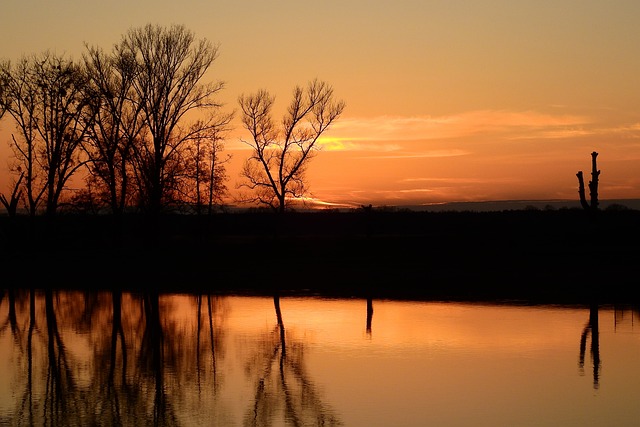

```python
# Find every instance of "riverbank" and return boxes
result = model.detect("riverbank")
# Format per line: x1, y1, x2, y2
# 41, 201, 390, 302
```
1, 208, 639, 304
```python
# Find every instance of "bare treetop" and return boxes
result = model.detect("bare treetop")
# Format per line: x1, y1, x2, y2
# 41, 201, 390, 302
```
238, 79, 345, 212
113, 24, 230, 215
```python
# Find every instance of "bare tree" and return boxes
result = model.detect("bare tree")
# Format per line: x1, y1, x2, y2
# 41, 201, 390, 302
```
81, 43, 145, 215
0, 71, 19, 215
0, 52, 93, 216
0, 58, 42, 216
238, 79, 345, 213
117, 24, 230, 216
1, 65, 16, 213
176, 120, 233, 214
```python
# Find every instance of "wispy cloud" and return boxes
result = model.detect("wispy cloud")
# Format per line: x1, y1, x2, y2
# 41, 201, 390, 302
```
396, 188, 434, 194
317, 139, 401, 152
231, 109, 610, 153
399, 177, 496, 184
358, 149, 470, 159
319, 110, 593, 151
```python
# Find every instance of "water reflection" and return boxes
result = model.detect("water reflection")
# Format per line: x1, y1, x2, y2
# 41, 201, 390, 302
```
578, 303, 601, 389
1, 290, 640, 426
366, 297, 373, 337
0, 290, 341, 426
243, 295, 341, 426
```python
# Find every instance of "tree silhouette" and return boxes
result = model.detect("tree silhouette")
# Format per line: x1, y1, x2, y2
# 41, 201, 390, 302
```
576, 151, 600, 211
81, 42, 145, 215
117, 24, 232, 216
0, 72, 6, 118
0, 52, 93, 216
175, 120, 233, 214
0, 171, 24, 216
238, 79, 345, 213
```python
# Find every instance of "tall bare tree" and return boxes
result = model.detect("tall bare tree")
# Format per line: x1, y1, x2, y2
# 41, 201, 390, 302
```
81, 43, 145, 215
117, 24, 229, 216
0, 58, 41, 216
238, 79, 345, 213
0, 52, 93, 216
0, 72, 22, 216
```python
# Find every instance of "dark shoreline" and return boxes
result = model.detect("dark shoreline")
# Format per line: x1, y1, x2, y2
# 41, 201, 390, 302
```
1, 208, 639, 305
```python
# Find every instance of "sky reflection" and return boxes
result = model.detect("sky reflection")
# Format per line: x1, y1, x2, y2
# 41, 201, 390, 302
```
1, 291, 639, 426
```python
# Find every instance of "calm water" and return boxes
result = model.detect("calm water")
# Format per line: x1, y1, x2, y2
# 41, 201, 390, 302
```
1, 290, 639, 427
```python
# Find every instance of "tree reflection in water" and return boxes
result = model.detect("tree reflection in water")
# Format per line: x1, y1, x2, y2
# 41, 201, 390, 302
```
366, 298, 373, 337
0, 289, 310, 425
5, 291, 622, 425
0, 290, 198, 425
195, 294, 223, 394
579, 303, 601, 389
243, 294, 343, 427
43, 288, 78, 424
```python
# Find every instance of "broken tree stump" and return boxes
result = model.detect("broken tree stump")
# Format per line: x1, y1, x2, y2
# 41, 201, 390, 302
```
576, 151, 600, 211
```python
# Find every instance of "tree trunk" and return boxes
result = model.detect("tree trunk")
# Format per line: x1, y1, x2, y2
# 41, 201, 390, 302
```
576, 151, 600, 211
576, 171, 590, 210
588, 151, 600, 211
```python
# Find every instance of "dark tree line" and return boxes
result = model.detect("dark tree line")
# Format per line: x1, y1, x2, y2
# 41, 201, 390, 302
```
0, 24, 345, 218
0, 25, 214, 217
0, 51, 92, 217
0, 24, 233, 217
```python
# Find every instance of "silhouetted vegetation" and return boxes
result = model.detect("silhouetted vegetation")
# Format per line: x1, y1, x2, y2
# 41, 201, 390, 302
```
1, 24, 347, 217
0, 24, 233, 218
576, 151, 600, 211
1, 26, 638, 306
0, 172, 23, 216
237, 79, 345, 213
1, 207, 639, 305
1, 51, 93, 216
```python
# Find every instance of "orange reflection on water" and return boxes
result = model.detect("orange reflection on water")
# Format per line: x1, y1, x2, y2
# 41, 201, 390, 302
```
216, 297, 588, 354
1, 290, 639, 427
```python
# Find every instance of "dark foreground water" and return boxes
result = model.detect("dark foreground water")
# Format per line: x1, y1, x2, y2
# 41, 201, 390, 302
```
1, 290, 639, 426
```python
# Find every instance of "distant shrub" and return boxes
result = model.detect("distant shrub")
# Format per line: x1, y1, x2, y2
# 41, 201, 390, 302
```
605, 203, 630, 211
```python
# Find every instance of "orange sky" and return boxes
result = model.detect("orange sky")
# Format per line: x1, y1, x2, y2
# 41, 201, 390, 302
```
2, 1, 640, 208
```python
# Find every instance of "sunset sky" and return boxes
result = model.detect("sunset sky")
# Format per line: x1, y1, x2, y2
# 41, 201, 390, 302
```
2, 1, 640, 208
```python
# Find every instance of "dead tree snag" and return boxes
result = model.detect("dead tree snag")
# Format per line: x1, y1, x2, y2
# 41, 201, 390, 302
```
576, 151, 600, 211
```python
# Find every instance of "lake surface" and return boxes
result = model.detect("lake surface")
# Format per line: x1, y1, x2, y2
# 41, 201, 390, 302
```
1, 290, 639, 426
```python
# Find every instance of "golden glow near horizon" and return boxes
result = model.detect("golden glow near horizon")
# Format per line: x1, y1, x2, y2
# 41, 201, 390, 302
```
2, 1, 640, 207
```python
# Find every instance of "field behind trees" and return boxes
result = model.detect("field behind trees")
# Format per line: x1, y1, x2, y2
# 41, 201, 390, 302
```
1, 207, 639, 305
